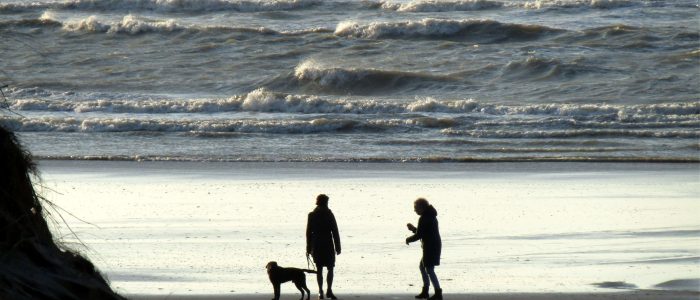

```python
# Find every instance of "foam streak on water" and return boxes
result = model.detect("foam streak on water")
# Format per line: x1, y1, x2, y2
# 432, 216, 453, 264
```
0, 0, 698, 161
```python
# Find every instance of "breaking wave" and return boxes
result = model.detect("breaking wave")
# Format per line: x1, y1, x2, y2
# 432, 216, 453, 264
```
62, 14, 183, 34
380, 0, 504, 12
2, 114, 697, 137
373, 0, 663, 12
0, 116, 366, 134
523, 0, 638, 10
334, 18, 564, 42
8, 88, 700, 118
18, 13, 332, 35
292, 59, 455, 94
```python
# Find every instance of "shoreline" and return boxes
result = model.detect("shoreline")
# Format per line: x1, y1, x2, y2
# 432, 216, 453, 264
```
128, 291, 700, 300
34, 157, 700, 163
36, 159, 700, 173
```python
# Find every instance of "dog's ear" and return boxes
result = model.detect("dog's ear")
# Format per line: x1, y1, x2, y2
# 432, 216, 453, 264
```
266, 261, 277, 270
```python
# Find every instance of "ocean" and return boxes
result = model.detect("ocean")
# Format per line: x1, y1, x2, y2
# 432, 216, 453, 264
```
0, 0, 698, 162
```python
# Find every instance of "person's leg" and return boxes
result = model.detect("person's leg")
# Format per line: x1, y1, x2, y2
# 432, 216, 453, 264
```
420, 260, 430, 288
327, 266, 334, 290
326, 267, 337, 299
425, 264, 442, 300
316, 266, 325, 299
415, 260, 430, 299
425, 265, 440, 290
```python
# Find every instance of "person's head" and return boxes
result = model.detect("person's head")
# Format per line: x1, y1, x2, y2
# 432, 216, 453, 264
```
316, 194, 329, 206
414, 198, 429, 215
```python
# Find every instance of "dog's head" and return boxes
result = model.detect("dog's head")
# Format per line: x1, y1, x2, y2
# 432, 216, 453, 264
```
265, 261, 278, 271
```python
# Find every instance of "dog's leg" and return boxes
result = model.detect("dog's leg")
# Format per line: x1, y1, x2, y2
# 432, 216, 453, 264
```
297, 277, 312, 300
302, 283, 311, 300
294, 281, 305, 300
273, 283, 281, 300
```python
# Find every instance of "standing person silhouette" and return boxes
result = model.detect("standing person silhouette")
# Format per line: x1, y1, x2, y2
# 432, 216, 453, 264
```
406, 198, 442, 300
306, 194, 341, 299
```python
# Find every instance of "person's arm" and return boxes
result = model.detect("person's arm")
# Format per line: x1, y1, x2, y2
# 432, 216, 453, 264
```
406, 217, 422, 244
306, 214, 313, 254
407, 223, 417, 233
331, 212, 341, 255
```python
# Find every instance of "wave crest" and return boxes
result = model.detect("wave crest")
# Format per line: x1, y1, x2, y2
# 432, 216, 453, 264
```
8, 87, 700, 119
380, 0, 503, 12
524, 0, 637, 10
61, 14, 183, 34
24, 14, 330, 35
334, 18, 563, 42
293, 59, 453, 94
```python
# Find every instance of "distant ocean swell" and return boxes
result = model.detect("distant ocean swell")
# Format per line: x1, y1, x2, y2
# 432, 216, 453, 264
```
9, 15, 564, 41
2, 0, 695, 14
7, 15, 697, 50
0, 0, 322, 13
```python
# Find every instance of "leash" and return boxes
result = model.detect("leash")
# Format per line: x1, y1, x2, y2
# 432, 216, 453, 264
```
306, 253, 316, 271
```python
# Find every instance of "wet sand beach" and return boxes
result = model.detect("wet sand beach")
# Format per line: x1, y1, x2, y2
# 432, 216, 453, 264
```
129, 291, 700, 300
39, 161, 700, 296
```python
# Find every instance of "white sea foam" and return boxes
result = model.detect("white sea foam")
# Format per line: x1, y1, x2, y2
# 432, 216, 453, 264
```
240, 88, 333, 113
335, 18, 468, 39
3, 114, 697, 136
0, 116, 364, 134
523, 0, 636, 10
293, 59, 450, 92
62, 14, 182, 34
380, 0, 503, 12
441, 128, 700, 139
293, 59, 365, 88
334, 18, 560, 40
9, 90, 700, 118
36, 14, 329, 35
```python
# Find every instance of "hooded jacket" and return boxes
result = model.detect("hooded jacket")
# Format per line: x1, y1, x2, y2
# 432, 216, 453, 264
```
406, 205, 441, 266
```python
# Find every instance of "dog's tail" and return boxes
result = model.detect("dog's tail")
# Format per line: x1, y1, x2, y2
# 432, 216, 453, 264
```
303, 269, 317, 274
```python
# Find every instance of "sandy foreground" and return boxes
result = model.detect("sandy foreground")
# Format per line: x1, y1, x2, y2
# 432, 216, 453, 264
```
38, 161, 700, 296
128, 291, 700, 300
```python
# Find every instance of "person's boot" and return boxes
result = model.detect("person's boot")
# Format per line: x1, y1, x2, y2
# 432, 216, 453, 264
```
415, 286, 429, 299
318, 289, 324, 299
428, 288, 442, 300
326, 289, 338, 299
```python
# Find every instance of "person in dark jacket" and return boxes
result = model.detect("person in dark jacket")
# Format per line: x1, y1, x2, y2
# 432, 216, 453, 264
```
406, 198, 442, 300
306, 194, 341, 299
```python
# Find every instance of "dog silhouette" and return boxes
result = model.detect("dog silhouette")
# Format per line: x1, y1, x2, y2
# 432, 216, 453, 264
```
266, 261, 317, 300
